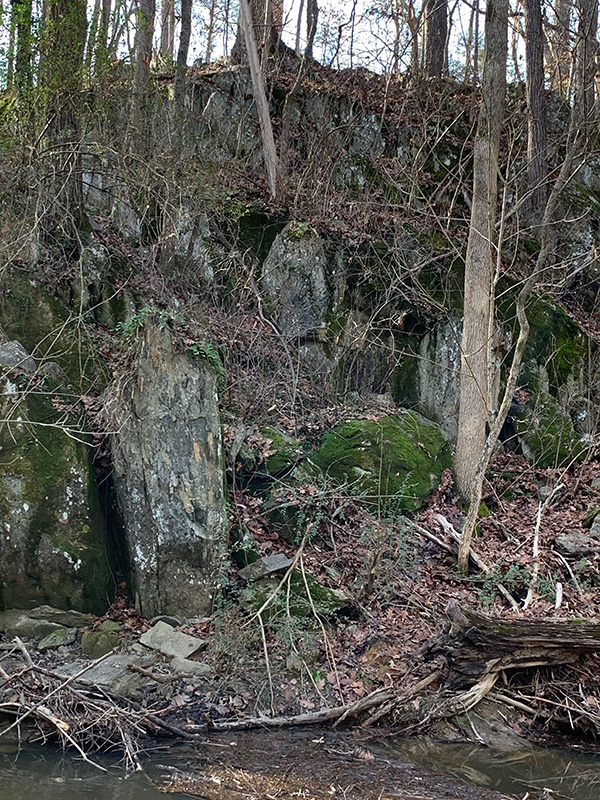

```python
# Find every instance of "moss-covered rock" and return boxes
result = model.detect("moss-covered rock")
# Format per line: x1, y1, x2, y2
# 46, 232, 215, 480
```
312, 411, 452, 513
511, 390, 583, 467
0, 370, 113, 614
0, 268, 107, 392
241, 571, 351, 621
260, 427, 304, 476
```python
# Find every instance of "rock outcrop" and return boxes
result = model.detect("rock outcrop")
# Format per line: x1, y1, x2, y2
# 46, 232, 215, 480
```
109, 321, 227, 617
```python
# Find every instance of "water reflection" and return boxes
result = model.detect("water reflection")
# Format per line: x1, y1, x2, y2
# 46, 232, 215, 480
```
375, 736, 600, 800
0, 743, 168, 800
2, 731, 600, 800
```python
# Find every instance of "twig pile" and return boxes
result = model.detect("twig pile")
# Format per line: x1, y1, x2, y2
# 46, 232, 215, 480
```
0, 638, 154, 771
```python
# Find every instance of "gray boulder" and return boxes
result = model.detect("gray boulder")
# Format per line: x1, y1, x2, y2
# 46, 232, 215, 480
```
139, 620, 206, 659
261, 223, 328, 338
0, 341, 36, 373
109, 322, 228, 617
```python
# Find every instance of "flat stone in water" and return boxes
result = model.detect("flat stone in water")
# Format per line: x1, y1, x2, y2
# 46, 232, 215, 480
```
238, 554, 294, 582
139, 620, 206, 659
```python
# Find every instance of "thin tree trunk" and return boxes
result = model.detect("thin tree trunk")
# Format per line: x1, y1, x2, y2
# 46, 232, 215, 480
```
175, 0, 192, 104
550, 0, 572, 95
160, 0, 175, 56
294, 0, 304, 54
457, 106, 584, 574
239, 0, 279, 197
14, 0, 33, 96
6, 4, 17, 88
524, 0, 548, 219
407, 0, 420, 79
129, 0, 156, 149
455, 0, 508, 512
305, 0, 318, 59
574, 0, 599, 132
424, 0, 447, 77
205, 0, 217, 62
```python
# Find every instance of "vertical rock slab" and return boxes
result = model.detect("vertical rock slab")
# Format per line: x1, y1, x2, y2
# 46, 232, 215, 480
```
110, 323, 227, 617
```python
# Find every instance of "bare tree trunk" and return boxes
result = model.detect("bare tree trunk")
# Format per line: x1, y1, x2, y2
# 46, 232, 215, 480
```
424, 0, 447, 77
407, 0, 421, 79
455, 0, 508, 510
305, 0, 318, 59
14, 0, 33, 96
238, 0, 279, 197
574, 0, 599, 132
205, 0, 217, 61
7, 3, 17, 88
232, 0, 282, 64
549, 0, 572, 95
160, 0, 175, 56
130, 0, 156, 148
524, 0, 548, 219
175, 0, 191, 104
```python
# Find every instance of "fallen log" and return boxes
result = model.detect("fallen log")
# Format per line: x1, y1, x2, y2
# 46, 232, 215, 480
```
423, 600, 600, 687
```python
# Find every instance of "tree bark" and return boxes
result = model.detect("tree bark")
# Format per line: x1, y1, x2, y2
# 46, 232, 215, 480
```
523, 0, 548, 219
231, 0, 282, 64
160, 0, 175, 57
129, 0, 156, 149
549, 0, 572, 96
424, 601, 600, 688
454, 0, 508, 505
14, 0, 33, 95
175, 0, 192, 105
574, 0, 599, 133
238, 0, 279, 197
424, 0, 447, 77
305, 0, 319, 60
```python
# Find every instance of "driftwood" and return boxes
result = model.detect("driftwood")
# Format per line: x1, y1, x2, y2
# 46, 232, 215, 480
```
412, 602, 600, 729
424, 600, 600, 687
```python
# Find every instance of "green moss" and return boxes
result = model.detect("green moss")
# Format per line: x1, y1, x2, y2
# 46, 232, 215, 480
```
523, 297, 586, 390
235, 208, 286, 263
241, 571, 351, 622
512, 391, 583, 467
0, 268, 107, 392
260, 427, 304, 476
0, 374, 113, 613
312, 412, 452, 514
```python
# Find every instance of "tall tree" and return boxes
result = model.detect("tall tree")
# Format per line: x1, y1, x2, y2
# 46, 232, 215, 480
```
305, 0, 319, 59
160, 0, 175, 57
130, 0, 156, 147
424, 0, 447, 77
454, 0, 508, 531
524, 0, 548, 218
548, 0, 572, 95
574, 0, 599, 132
238, 0, 279, 196
175, 0, 192, 104
231, 0, 283, 63
13, 0, 34, 95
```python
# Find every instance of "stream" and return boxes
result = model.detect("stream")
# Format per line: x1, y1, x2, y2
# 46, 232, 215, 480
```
1, 729, 600, 800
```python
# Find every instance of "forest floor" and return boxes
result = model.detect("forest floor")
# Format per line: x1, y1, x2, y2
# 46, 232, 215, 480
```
94, 445, 600, 750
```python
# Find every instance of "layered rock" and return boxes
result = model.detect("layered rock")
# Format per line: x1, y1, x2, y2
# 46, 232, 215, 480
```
109, 321, 227, 617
